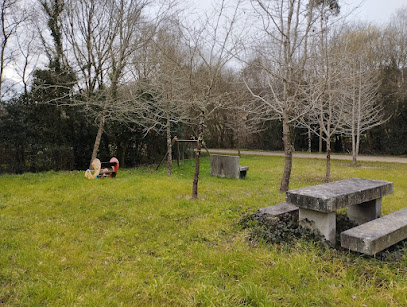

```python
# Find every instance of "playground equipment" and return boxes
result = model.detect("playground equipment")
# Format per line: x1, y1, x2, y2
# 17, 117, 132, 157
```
156, 136, 211, 170
85, 157, 119, 179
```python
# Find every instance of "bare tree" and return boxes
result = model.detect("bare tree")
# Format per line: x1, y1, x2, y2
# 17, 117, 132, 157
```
224, 75, 266, 156
14, 20, 42, 96
245, 0, 323, 192
0, 0, 26, 102
299, 20, 387, 178
344, 63, 386, 164
129, 23, 190, 176
337, 26, 389, 164
384, 8, 407, 82
62, 0, 175, 164
181, 0, 244, 199
305, 1, 342, 182
89, 0, 153, 163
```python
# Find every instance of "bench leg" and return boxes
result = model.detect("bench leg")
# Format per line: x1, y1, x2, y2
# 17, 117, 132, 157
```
299, 208, 336, 244
347, 198, 382, 225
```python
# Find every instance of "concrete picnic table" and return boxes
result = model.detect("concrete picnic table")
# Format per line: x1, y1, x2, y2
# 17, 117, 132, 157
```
285, 178, 394, 244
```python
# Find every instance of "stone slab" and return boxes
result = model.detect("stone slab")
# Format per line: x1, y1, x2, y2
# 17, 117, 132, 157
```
257, 202, 299, 218
286, 178, 393, 213
300, 208, 336, 244
210, 154, 240, 179
341, 207, 407, 255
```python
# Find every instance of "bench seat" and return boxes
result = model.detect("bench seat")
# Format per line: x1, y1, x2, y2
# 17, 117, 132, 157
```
239, 166, 249, 179
257, 202, 299, 218
341, 207, 407, 255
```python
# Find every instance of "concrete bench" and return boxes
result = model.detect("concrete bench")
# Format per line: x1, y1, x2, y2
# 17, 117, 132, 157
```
257, 202, 299, 218
286, 178, 394, 244
341, 208, 407, 255
210, 154, 249, 179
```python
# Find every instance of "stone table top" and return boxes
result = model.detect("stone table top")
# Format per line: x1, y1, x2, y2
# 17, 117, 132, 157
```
286, 178, 393, 213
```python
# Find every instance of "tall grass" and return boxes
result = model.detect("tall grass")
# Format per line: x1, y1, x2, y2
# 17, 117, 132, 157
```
1, 156, 407, 306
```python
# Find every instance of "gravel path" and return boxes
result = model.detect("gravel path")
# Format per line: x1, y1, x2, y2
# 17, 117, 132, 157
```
208, 149, 407, 164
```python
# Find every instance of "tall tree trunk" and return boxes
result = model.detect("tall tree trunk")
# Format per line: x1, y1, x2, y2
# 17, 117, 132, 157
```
192, 113, 204, 199
351, 96, 357, 165
166, 113, 172, 176
308, 127, 312, 152
236, 129, 241, 157
280, 113, 292, 193
355, 127, 360, 163
90, 106, 107, 165
355, 65, 362, 164
352, 135, 356, 165
120, 141, 128, 168
325, 139, 331, 183
319, 123, 323, 153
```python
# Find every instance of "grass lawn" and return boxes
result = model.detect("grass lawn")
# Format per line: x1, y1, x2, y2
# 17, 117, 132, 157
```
1, 155, 407, 306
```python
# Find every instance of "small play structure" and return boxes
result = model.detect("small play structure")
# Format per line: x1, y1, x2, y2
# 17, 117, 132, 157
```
85, 157, 119, 179
174, 136, 211, 166
156, 136, 211, 170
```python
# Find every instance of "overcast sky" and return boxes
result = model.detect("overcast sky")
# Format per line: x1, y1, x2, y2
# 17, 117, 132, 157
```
350, 0, 407, 24
191, 0, 407, 26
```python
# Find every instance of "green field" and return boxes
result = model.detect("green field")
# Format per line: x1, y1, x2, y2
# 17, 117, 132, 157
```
1, 155, 407, 306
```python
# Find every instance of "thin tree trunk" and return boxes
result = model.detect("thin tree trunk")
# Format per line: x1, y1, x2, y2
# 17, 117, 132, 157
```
352, 62, 358, 165
166, 113, 172, 176
325, 139, 331, 183
120, 142, 127, 168
191, 138, 202, 199
236, 129, 241, 157
352, 92, 357, 165
352, 134, 357, 165
308, 127, 312, 152
355, 127, 360, 162
192, 113, 204, 199
90, 106, 107, 166
177, 141, 180, 167
355, 63, 362, 164
319, 123, 323, 153
0, 5, 8, 104
280, 113, 292, 193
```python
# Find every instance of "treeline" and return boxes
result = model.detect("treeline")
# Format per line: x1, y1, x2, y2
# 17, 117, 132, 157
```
0, 0, 407, 184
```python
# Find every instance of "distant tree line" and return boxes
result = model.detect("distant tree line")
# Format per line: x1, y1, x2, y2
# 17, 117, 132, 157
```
1, 0, 407, 194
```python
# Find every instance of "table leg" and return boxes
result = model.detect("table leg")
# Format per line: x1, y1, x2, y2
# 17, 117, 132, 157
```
299, 208, 336, 244
347, 198, 382, 225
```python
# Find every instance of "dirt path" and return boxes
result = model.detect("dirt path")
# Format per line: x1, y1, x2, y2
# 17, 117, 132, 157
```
208, 149, 407, 164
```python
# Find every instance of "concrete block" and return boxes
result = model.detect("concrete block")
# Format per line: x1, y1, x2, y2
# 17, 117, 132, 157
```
286, 178, 393, 213
347, 198, 382, 225
257, 202, 299, 218
299, 208, 336, 244
210, 154, 240, 179
341, 207, 407, 255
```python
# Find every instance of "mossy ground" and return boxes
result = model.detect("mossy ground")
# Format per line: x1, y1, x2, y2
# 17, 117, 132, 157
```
1, 155, 407, 306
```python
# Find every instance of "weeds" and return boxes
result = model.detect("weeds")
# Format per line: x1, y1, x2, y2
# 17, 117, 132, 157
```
239, 212, 324, 246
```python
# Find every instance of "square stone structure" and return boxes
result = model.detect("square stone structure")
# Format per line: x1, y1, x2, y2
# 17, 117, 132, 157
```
210, 154, 240, 179
286, 178, 394, 244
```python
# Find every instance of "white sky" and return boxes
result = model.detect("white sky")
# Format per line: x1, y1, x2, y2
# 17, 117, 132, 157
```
350, 0, 407, 25
191, 0, 407, 25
